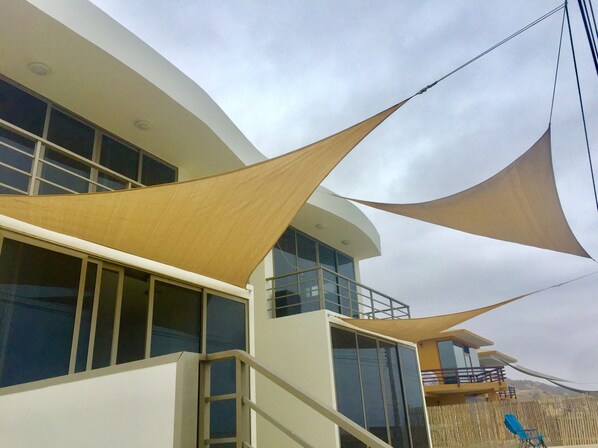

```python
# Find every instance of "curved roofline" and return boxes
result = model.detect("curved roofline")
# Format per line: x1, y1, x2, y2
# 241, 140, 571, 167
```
26, 0, 266, 167
3, 0, 380, 259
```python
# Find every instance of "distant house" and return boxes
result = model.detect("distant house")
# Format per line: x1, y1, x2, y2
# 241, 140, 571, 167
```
417, 329, 516, 406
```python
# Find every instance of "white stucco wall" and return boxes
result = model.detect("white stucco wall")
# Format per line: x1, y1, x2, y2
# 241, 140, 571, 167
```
250, 262, 340, 448
0, 354, 199, 448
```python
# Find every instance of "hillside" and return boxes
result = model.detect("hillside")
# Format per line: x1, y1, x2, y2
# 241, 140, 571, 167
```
509, 379, 576, 401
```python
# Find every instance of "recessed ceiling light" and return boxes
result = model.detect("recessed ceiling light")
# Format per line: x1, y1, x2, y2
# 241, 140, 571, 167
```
135, 120, 152, 130
28, 62, 50, 76
341, 240, 351, 246
315, 223, 325, 230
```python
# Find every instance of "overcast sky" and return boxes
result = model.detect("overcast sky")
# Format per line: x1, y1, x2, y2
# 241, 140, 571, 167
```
90, 0, 597, 386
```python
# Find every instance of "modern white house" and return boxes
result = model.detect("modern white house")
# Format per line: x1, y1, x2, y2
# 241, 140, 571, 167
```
0, 1, 431, 447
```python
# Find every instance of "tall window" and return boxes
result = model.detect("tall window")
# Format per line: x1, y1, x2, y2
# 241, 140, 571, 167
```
0, 77, 177, 195
0, 235, 247, 389
272, 227, 356, 317
331, 327, 428, 448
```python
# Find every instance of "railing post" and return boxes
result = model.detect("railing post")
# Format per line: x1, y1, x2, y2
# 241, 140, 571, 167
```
235, 358, 251, 447
317, 268, 325, 311
369, 290, 375, 319
198, 360, 211, 448
28, 140, 43, 195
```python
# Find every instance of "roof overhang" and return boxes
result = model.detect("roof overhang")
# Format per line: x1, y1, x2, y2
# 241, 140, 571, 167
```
433, 329, 494, 349
0, 0, 381, 260
478, 350, 518, 366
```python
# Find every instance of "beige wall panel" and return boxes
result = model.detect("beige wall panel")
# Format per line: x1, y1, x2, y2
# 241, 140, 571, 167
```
0, 362, 180, 448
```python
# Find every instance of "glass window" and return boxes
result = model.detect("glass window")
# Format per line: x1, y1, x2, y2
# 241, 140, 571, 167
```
141, 155, 175, 186
0, 78, 47, 135
272, 227, 356, 317
332, 327, 427, 448
357, 335, 389, 443
296, 231, 320, 313
75, 262, 98, 372
40, 150, 91, 193
206, 294, 247, 440
116, 268, 149, 364
47, 109, 94, 160
0, 239, 81, 387
91, 268, 119, 369
100, 135, 139, 181
150, 281, 201, 357
0, 129, 35, 194
379, 341, 410, 447
437, 340, 457, 384
273, 228, 300, 317
331, 327, 366, 448
398, 346, 430, 448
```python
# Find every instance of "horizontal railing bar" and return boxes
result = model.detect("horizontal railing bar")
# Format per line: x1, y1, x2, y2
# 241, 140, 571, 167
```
0, 181, 27, 194
0, 160, 32, 177
205, 350, 392, 448
269, 266, 409, 308
38, 159, 116, 191
243, 397, 316, 448
36, 177, 79, 194
0, 118, 144, 187
206, 393, 236, 402
0, 141, 35, 158
205, 437, 237, 444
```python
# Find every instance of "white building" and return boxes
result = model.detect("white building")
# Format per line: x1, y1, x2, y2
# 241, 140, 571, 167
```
0, 1, 431, 447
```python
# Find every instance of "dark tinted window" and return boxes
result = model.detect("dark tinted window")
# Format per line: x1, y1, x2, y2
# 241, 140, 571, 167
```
91, 268, 119, 369
100, 135, 139, 180
47, 109, 94, 159
358, 335, 389, 443
0, 239, 81, 387
0, 79, 46, 135
75, 263, 98, 372
398, 346, 430, 448
206, 294, 247, 440
141, 155, 175, 186
117, 268, 149, 364
150, 281, 201, 356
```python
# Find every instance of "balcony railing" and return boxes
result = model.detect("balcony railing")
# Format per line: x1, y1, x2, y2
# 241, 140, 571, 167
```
421, 366, 506, 386
0, 118, 143, 195
498, 385, 517, 399
266, 266, 410, 319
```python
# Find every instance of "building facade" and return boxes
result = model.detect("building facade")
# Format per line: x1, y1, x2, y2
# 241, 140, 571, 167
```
0, 1, 431, 447
418, 329, 514, 406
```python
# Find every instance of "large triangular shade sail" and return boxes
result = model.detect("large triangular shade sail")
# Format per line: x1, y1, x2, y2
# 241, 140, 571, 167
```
342, 293, 530, 343
0, 101, 406, 288
345, 128, 590, 258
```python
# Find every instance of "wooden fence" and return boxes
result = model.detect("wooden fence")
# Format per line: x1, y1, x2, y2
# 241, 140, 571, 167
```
426, 395, 598, 447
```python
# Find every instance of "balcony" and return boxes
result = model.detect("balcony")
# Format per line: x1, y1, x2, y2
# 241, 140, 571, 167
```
498, 385, 517, 399
421, 366, 507, 387
267, 266, 410, 319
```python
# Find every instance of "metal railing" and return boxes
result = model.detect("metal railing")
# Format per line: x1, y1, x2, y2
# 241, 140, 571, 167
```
498, 385, 517, 399
421, 366, 506, 386
199, 349, 392, 448
0, 118, 142, 195
266, 266, 410, 320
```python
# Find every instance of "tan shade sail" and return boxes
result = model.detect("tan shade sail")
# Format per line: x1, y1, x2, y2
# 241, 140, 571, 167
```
0, 101, 406, 288
346, 128, 590, 257
548, 380, 598, 395
342, 293, 529, 343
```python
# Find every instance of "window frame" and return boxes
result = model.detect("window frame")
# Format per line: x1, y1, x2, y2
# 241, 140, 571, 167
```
0, 230, 249, 386
0, 75, 178, 194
